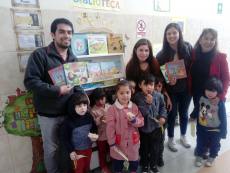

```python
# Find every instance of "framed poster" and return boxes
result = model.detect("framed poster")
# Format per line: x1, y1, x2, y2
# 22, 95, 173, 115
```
17, 53, 31, 72
152, 43, 163, 57
11, 0, 40, 8
15, 31, 45, 51
11, 9, 43, 30
154, 0, 170, 12
172, 17, 186, 34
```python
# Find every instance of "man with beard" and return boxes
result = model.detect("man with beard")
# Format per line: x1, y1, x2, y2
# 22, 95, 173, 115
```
24, 18, 83, 173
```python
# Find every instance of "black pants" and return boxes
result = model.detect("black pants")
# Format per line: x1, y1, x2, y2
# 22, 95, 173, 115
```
140, 128, 162, 167
158, 130, 165, 157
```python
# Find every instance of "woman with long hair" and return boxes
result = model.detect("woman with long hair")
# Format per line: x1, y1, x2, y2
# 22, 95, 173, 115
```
126, 38, 172, 110
188, 28, 229, 159
156, 23, 193, 153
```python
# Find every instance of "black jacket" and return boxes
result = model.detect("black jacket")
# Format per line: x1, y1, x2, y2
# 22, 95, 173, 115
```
156, 42, 193, 73
62, 92, 98, 153
24, 42, 84, 117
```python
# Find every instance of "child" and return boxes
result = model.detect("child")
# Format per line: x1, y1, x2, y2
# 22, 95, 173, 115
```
190, 76, 227, 167
89, 88, 113, 173
154, 74, 169, 167
106, 80, 144, 173
62, 92, 98, 173
135, 73, 167, 173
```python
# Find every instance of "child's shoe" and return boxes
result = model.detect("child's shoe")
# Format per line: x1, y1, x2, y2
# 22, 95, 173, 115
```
149, 166, 159, 173
157, 156, 164, 167
195, 156, 203, 167
168, 137, 178, 152
101, 167, 112, 173
142, 166, 148, 173
205, 157, 215, 167
180, 135, 191, 148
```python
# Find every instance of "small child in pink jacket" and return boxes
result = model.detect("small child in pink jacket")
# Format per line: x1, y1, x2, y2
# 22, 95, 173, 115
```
106, 80, 144, 173
89, 88, 114, 173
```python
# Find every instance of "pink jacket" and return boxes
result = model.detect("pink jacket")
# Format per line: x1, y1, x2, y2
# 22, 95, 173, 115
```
90, 103, 111, 141
106, 100, 144, 161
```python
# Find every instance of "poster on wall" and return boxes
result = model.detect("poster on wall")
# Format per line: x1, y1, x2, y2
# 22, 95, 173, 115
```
137, 19, 147, 38
11, 0, 40, 8
15, 31, 45, 51
11, 9, 43, 30
154, 0, 170, 12
17, 53, 31, 72
69, 0, 123, 11
152, 43, 163, 57
172, 17, 186, 34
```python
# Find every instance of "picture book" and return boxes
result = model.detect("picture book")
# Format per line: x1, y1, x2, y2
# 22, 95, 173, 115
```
165, 59, 187, 81
87, 62, 102, 78
63, 61, 89, 86
100, 61, 116, 75
48, 65, 67, 86
71, 33, 88, 56
114, 61, 122, 73
87, 35, 108, 55
107, 34, 123, 53
160, 65, 169, 83
81, 82, 104, 90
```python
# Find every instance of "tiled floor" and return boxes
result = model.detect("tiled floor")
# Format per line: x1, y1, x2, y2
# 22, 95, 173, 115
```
90, 103, 230, 173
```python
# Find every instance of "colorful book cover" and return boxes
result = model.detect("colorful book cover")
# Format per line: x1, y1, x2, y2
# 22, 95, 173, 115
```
114, 61, 122, 74
104, 79, 119, 86
81, 82, 104, 90
63, 62, 89, 86
165, 59, 187, 81
87, 35, 108, 55
48, 65, 67, 86
71, 33, 88, 56
107, 34, 123, 53
160, 65, 170, 83
87, 62, 102, 78
100, 61, 116, 75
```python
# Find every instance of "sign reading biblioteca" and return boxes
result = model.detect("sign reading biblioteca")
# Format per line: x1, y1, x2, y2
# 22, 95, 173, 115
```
70, 0, 123, 11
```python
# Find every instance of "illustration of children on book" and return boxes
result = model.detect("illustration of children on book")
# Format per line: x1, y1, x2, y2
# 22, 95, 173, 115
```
177, 66, 184, 75
111, 42, 117, 50
56, 73, 63, 82
79, 77, 88, 85
171, 65, 176, 74
75, 40, 83, 51
119, 40, 123, 50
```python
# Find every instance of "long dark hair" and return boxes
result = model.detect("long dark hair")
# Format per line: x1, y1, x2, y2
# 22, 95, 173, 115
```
194, 28, 219, 63
89, 88, 113, 107
126, 39, 155, 85
162, 23, 184, 63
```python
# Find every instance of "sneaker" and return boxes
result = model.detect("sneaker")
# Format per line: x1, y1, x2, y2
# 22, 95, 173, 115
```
150, 166, 159, 173
205, 157, 215, 167
101, 167, 112, 173
195, 156, 203, 167
168, 137, 178, 152
142, 166, 148, 173
180, 135, 191, 148
157, 156, 164, 167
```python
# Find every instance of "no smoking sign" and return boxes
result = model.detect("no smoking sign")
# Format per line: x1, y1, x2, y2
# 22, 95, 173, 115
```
137, 19, 146, 38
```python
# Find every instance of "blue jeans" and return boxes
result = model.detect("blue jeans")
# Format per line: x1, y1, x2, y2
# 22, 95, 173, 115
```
167, 90, 192, 137
197, 128, 221, 158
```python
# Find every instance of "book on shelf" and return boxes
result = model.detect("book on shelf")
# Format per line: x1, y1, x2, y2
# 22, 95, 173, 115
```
87, 62, 102, 78
100, 61, 116, 75
87, 35, 108, 55
107, 34, 123, 53
71, 33, 88, 56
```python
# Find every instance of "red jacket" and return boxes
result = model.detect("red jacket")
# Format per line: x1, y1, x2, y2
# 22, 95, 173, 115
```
188, 49, 230, 101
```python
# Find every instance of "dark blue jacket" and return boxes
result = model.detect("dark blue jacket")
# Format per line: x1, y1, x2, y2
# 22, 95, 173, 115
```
190, 94, 227, 139
62, 93, 98, 153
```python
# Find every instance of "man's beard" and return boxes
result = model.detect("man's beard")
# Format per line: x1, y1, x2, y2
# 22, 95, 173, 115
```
56, 41, 70, 49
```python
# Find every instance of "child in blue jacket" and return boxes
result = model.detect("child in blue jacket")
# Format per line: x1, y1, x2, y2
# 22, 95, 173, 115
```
190, 76, 227, 167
